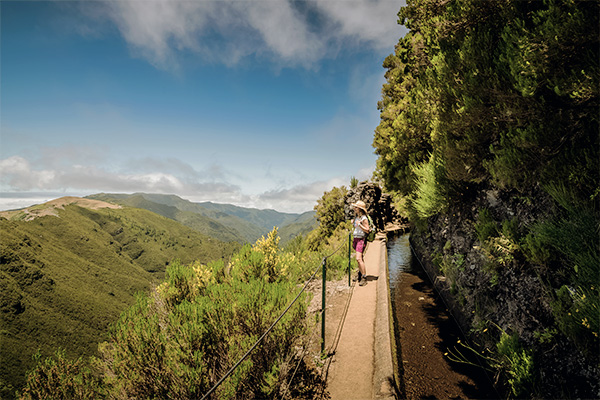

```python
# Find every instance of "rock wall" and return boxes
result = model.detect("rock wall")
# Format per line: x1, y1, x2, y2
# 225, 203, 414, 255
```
345, 182, 407, 231
409, 185, 599, 399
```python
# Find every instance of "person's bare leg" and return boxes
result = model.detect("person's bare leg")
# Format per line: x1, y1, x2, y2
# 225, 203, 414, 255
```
356, 252, 366, 278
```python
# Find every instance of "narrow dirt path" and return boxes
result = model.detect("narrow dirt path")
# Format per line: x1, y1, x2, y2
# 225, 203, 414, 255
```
304, 235, 499, 399
323, 236, 394, 399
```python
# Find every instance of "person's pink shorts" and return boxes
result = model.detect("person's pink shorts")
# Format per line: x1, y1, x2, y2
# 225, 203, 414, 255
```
353, 237, 366, 253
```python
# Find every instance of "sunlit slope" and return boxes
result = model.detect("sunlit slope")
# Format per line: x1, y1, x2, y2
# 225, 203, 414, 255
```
89, 193, 246, 243
0, 203, 239, 395
87, 193, 317, 244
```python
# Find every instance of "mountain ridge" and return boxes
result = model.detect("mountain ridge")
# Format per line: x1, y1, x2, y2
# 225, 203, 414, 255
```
86, 193, 316, 244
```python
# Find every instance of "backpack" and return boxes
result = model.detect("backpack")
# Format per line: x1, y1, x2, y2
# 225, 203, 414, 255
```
366, 215, 376, 242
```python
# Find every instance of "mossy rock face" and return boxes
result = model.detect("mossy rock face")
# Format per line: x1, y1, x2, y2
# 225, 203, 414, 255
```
410, 185, 599, 399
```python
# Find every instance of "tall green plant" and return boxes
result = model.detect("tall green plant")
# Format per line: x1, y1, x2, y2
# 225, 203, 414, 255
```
527, 185, 600, 350
410, 153, 448, 218
495, 332, 535, 398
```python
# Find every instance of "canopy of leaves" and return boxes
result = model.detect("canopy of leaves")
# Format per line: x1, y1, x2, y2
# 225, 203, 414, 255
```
375, 0, 598, 206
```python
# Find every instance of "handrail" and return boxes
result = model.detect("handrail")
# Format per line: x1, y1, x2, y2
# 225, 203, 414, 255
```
200, 232, 352, 399
279, 269, 346, 400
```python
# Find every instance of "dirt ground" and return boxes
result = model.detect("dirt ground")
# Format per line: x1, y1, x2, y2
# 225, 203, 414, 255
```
0, 196, 120, 220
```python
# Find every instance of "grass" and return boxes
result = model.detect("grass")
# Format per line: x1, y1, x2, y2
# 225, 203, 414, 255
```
0, 204, 240, 399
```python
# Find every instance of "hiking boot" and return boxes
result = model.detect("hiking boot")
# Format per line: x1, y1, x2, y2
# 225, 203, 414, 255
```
353, 271, 362, 282
359, 277, 367, 286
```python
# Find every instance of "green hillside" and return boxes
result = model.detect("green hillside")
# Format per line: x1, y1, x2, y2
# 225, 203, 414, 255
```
0, 203, 239, 397
196, 201, 307, 231
89, 193, 246, 243
87, 193, 317, 244
278, 211, 318, 244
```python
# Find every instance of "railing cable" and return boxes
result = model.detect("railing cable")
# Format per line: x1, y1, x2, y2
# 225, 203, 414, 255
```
322, 235, 349, 259
281, 251, 355, 400
200, 262, 322, 400
201, 233, 352, 399
279, 306, 324, 400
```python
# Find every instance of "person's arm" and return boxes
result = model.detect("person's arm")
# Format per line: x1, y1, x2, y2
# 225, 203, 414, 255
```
359, 217, 370, 233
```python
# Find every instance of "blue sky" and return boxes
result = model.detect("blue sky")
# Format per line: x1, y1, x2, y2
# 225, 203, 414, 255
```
1, 0, 406, 213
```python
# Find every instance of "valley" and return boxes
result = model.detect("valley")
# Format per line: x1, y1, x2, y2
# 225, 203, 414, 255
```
0, 194, 315, 398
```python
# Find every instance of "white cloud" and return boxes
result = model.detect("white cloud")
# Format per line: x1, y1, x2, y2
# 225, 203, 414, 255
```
257, 177, 348, 213
0, 155, 243, 201
317, 0, 406, 49
0, 154, 369, 213
86, 0, 405, 70
0, 156, 57, 190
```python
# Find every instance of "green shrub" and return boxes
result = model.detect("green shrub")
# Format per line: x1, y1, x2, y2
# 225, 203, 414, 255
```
411, 154, 448, 218
313, 186, 348, 241
98, 261, 308, 400
475, 208, 498, 244
552, 285, 599, 353
527, 185, 600, 350
495, 332, 535, 398
18, 350, 104, 400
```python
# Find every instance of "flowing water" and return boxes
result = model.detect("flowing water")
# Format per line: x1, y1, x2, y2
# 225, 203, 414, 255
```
387, 233, 415, 289
386, 234, 498, 399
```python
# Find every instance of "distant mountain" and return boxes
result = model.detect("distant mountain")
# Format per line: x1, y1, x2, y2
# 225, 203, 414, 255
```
87, 193, 317, 244
0, 198, 240, 397
88, 193, 246, 243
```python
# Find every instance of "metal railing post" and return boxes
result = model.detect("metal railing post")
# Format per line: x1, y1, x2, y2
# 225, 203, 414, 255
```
348, 233, 352, 286
321, 257, 327, 354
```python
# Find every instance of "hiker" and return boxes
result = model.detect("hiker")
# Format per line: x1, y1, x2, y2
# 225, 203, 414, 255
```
351, 200, 370, 286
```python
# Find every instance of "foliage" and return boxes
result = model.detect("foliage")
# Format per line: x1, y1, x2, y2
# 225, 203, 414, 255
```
474, 208, 498, 244
0, 205, 239, 399
375, 0, 598, 210
19, 231, 311, 399
410, 153, 448, 218
376, 0, 599, 395
309, 186, 348, 249
97, 260, 307, 400
229, 228, 308, 283
494, 332, 535, 398
527, 185, 600, 351
449, 330, 536, 398
18, 350, 104, 400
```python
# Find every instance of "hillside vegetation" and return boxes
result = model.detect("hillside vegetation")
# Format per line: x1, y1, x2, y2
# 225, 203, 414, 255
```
0, 201, 239, 398
375, 0, 598, 397
12, 189, 355, 400
87, 193, 316, 244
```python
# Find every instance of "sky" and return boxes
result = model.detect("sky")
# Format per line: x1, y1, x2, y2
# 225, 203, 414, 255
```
1, 0, 407, 214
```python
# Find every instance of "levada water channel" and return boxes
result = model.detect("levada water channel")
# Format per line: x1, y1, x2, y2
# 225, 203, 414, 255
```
387, 234, 498, 399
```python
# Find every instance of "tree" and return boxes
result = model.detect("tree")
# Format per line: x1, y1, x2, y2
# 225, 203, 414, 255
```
375, 0, 599, 206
